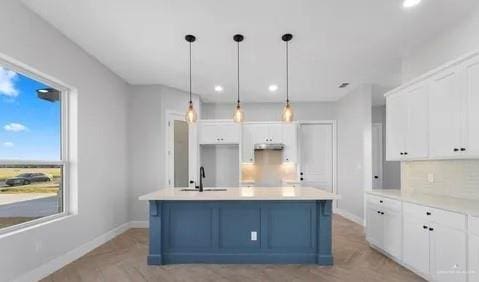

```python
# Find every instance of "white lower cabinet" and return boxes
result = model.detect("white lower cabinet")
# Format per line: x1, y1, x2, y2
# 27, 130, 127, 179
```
402, 202, 467, 282
366, 194, 470, 282
365, 195, 402, 260
403, 215, 430, 276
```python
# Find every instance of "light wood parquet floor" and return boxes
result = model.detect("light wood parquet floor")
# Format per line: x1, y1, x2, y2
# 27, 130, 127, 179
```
41, 215, 424, 282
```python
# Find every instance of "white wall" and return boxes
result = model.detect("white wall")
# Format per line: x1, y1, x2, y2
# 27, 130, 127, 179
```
372, 106, 401, 189
0, 1, 129, 281
202, 102, 336, 121
402, 7, 479, 82
336, 85, 372, 221
127, 85, 200, 221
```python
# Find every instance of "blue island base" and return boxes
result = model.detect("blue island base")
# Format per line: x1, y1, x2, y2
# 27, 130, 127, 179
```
148, 200, 333, 265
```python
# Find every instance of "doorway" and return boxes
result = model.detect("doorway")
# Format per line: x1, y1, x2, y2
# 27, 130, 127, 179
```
299, 122, 336, 193
166, 112, 189, 187
372, 123, 383, 189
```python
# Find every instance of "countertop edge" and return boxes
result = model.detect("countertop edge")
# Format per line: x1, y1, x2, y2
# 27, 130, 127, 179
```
365, 190, 479, 217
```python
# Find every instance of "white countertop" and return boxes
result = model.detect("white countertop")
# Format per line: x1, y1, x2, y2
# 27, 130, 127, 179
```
139, 187, 340, 201
367, 189, 479, 217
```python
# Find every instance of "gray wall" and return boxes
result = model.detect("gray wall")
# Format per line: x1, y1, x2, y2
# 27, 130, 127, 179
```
202, 102, 337, 121
336, 85, 372, 221
372, 106, 401, 189
127, 85, 201, 221
0, 1, 129, 281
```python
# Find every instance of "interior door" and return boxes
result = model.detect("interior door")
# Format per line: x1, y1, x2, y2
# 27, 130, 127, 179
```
372, 123, 383, 189
299, 124, 333, 192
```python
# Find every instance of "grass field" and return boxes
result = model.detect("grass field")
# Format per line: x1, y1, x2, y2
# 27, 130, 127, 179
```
0, 167, 61, 181
0, 217, 39, 229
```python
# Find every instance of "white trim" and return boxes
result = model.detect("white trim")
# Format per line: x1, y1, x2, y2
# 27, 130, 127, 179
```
13, 221, 130, 282
129, 220, 149, 228
0, 52, 75, 235
334, 208, 365, 226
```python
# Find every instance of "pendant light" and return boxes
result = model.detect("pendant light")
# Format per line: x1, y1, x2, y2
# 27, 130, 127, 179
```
233, 34, 244, 123
185, 34, 198, 124
281, 33, 294, 122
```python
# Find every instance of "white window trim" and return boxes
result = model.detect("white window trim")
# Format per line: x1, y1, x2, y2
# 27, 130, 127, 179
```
0, 53, 75, 236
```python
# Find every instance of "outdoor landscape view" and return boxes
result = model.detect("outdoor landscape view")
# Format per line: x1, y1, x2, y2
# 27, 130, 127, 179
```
0, 66, 62, 230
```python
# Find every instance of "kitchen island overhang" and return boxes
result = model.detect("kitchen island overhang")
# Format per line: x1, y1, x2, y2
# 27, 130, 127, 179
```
139, 187, 339, 265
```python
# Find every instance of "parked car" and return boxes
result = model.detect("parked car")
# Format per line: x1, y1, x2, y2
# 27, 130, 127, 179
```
5, 173, 53, 186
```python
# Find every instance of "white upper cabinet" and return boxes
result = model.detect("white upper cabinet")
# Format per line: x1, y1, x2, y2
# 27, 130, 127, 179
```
241, 124, 255, 163
386, 52, 479, 161
429, 67, 465, 158
198, 121, 240, 144
386, 83, 429, 161
463, 57, 479, 157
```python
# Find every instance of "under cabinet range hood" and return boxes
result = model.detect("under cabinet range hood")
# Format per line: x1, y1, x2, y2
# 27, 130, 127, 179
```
254, 143, 284, 150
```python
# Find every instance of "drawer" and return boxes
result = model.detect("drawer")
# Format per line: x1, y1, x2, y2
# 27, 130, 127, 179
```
367, 194, 401, 212
470, 216, 479, 236
403, 202, 466, 230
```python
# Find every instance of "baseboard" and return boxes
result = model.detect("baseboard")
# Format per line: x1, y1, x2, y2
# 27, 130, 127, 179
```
13, 222, 131, 282
129, 220, 149, 228
334, 209, 364, 226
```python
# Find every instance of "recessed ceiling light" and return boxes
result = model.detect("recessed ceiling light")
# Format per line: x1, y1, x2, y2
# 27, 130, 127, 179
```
268, 84, 278, 92
214, 85, 224, 93
403, 0, 421, 8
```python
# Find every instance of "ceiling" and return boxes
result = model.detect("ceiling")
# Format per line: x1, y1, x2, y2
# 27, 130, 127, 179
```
22, 0, 479, 103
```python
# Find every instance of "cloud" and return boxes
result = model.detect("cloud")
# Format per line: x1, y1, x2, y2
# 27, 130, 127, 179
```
0, 67, 19, 97
3, 142, 14, 147
4, 123, 28, 132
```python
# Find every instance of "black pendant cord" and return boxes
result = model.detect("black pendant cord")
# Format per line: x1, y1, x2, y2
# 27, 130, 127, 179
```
189, 41, 192, 104
237, 40, 240, 104
286, 40, 289, 104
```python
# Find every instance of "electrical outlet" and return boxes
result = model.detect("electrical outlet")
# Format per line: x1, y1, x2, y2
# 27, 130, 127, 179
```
251, 231, 257, 241
427, 173, 434, 183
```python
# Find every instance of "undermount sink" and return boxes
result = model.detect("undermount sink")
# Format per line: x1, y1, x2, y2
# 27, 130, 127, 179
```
179, 188, 228, 192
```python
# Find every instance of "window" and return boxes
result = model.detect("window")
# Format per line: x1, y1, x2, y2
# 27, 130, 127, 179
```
0, 61, 69, 233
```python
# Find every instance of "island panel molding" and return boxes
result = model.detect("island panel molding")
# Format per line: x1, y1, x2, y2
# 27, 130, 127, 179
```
147, 199, 333, 265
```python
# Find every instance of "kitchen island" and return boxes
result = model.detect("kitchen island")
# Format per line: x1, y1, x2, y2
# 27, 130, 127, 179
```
139, 187, 339, 265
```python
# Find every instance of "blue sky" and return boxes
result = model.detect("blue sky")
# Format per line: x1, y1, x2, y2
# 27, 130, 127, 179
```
0, 66, 60, 161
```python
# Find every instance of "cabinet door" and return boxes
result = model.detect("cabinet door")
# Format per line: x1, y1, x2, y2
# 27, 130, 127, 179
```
430, 224, 467, 282
366, 204, 383, 248
405, 84, 429, 159
386, 93, 408, 160
429, 68, 464, 158
282, 123, 297, 162
218, 123, 240, 144
242, 125, 255, 163
469, 234, 479, 282
463, 58, 479, 156
403, 216, 430, 276
199, 123, 220, 144
382, 208, 402, 259
268, 124, 283, 143
250, 124, 269, 144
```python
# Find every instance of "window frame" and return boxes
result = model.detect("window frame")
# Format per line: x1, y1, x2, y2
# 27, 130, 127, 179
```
0, 56, 71, 236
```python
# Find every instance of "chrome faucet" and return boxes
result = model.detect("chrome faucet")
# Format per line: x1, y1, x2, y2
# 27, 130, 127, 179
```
199, 166, 205, 192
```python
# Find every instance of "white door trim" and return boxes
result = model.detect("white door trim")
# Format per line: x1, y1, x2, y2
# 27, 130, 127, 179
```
298, 120, 338, 209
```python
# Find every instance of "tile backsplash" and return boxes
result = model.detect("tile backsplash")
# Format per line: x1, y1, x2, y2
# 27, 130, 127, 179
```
402, 160, 479, 200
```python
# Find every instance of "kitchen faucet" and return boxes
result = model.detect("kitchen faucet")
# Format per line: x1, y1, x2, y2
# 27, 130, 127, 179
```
199, 166, 205, 192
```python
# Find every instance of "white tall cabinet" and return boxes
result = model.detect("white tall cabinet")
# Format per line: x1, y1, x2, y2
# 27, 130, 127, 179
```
386, 52, 479, 161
